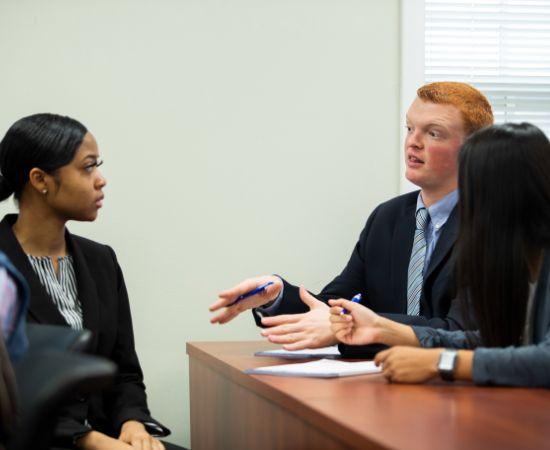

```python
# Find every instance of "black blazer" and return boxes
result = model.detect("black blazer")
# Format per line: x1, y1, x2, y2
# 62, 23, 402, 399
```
253, 191, 466, 356
0, 215, 168, 445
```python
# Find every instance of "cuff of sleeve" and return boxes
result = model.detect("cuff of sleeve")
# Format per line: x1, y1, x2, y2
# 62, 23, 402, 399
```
116, 414, 171, 438
411, 325, 436, 348
143, 421, 167, 438
256, 279, 284, 316
72, 426, 93, 446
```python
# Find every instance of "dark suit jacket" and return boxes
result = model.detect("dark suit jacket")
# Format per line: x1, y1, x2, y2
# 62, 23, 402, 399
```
253, 191, 466, 356
0, 215, 168, 445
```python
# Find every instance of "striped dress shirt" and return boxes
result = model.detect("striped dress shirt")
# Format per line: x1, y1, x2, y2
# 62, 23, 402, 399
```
27, 255, 83, 330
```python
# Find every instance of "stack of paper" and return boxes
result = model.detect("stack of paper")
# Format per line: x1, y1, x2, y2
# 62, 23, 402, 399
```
245, 358, 381, 378
254, 346, 341, 359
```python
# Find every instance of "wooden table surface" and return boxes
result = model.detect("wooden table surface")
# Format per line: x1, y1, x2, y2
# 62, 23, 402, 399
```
187, 341, 550, 450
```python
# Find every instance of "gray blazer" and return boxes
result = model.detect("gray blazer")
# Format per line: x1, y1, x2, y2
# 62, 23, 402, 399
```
413, 252, 550, 387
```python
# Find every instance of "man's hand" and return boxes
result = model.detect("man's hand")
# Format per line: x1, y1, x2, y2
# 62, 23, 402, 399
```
374, 347, 441, 384
209, 276, 283, 324
260, 287, 338, 350
119, 420, 165, 450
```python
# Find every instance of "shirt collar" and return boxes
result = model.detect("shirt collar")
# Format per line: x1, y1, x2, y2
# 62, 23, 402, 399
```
416, 190, 458, 231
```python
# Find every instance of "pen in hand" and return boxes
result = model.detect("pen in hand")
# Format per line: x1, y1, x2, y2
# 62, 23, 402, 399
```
228, 281, 275, 307
340, 293, 362, 315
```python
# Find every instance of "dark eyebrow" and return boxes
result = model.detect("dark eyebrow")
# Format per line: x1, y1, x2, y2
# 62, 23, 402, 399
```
80, 154, 98, 163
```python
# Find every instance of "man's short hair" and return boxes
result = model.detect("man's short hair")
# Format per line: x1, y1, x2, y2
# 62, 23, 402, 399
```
417, 82, 494, 136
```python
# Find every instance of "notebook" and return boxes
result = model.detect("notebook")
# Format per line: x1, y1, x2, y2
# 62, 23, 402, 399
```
254, 346, 341, 359
245, 358, 381, 378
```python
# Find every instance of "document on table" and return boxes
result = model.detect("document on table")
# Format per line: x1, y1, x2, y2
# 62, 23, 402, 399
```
254, 346, 341, 359
245, 358, 382, 378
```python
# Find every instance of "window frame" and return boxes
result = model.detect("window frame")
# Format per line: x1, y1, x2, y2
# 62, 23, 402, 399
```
400, 0, 425, 193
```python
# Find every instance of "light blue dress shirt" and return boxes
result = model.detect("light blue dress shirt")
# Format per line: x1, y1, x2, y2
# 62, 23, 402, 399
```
416, 190, 458, 274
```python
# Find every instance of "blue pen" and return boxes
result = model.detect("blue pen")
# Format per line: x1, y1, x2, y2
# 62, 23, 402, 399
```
340, 293, 362, 315
228, 281, 275, 307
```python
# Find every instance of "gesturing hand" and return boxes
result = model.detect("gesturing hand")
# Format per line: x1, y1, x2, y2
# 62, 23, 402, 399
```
260, 287, 338, 350
209, 276, 283, 324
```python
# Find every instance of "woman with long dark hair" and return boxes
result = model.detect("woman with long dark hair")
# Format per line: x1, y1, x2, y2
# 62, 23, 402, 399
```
329, 122, 550, 386
0, 114, 182, 449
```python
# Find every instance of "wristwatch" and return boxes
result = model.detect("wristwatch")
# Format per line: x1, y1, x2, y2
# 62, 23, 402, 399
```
437, 349, 458, 381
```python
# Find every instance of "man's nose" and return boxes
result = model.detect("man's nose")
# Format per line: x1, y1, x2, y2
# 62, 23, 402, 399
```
406, 130, 422, 148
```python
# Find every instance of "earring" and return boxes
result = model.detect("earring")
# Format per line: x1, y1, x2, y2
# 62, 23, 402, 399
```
42, 189, 47, 194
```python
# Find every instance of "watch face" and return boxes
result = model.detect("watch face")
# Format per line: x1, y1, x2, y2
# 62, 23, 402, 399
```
439, 351, 456, 371
438, 350, 458, 381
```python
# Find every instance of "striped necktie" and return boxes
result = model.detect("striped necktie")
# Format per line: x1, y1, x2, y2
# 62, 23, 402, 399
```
407, 207, 429, 316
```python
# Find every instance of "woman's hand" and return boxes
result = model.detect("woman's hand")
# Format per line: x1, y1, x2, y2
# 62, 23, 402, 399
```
329, 299, 421, 347
328, 298, 382, 345
76, 430, 133, 450
374, 346, 441, 383
75, 421, 165, 450
119, 420, 165, 450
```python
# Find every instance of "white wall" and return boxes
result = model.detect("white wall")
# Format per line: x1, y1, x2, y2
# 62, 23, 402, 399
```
0, 1, 401, 446
400, 0, 424, 193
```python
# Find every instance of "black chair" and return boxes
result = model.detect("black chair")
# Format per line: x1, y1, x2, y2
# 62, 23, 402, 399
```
25, 323, 92, 354
7, 325, 116, 450
9, 350, 115, 450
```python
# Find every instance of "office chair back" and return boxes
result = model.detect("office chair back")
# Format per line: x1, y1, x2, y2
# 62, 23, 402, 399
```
25, 323, 92, 354
6, 325, 115, 450
10, 350, 115, 450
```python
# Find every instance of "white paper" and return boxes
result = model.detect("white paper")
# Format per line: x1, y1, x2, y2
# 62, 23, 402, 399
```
245, 358, 382, 378
254, 346, 341, 359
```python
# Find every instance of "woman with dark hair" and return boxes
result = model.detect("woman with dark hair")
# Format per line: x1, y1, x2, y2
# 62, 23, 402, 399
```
329, 122, 550, 387
0, 114, 182, 449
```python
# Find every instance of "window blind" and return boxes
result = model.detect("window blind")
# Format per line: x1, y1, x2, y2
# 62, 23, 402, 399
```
424, 0, 550, 137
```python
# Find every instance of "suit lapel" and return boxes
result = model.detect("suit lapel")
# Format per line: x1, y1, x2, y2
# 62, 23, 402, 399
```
0, 215, 67, 326
65, 232, 100, 351
391, 200, 417, 312
424, 205, 458, 280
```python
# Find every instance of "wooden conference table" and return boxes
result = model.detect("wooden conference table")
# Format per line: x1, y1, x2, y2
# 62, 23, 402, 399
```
187, 341, 550, 450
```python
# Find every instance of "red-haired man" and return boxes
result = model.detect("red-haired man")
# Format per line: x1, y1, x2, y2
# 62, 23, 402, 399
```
210, 82, 493, 356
